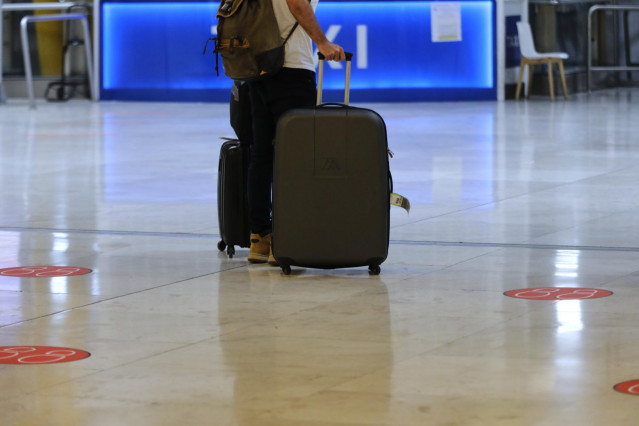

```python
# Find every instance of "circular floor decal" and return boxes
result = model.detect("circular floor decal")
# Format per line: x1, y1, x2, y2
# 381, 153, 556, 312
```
504, 287, 613, 300
0, 266, 92, 277
0, 346, 91, 364
614, 380, 639, 396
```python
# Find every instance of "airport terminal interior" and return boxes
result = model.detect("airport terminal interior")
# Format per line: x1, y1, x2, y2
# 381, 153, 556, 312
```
1, 86, 639, 424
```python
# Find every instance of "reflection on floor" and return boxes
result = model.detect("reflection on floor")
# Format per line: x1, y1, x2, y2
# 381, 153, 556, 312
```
2, 89, 639, 424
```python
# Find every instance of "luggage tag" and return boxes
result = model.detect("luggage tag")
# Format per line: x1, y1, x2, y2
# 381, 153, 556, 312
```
390, 193, 411, 213
386, 150, 411, 212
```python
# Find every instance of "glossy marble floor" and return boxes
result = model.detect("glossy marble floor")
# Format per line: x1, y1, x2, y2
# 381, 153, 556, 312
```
2, 89, 639, 425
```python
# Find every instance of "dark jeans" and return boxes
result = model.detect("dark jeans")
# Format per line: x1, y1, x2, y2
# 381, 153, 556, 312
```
247, 68, 316, 236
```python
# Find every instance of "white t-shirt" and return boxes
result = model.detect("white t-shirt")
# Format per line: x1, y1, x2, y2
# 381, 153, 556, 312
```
272, 0, 319, 72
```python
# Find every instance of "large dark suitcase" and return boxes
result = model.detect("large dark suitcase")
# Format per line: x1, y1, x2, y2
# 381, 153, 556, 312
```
217, 138, 250, 257
272, 53, 391, 275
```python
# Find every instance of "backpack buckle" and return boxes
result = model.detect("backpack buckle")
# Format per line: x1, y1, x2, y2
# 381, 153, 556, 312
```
229, 36, 242, 49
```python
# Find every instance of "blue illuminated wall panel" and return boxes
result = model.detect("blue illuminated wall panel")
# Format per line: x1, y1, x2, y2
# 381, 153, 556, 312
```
101, 1, 495, 102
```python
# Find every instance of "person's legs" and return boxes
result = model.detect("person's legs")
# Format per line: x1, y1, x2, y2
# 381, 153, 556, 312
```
247, 83, 275, 238
246, 81, 275, 263
246, 69, 316, 263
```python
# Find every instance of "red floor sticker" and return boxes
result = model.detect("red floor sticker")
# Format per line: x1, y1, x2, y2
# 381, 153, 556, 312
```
0, 266, 92, 277
504, 287, 613, 300
0, 346, 91, 364
614, 380, 639, 395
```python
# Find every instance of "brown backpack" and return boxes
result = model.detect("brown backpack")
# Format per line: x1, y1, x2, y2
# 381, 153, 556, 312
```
204, 0, 299, 81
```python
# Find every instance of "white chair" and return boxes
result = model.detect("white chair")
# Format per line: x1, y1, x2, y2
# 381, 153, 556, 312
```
516, 21, 568, 100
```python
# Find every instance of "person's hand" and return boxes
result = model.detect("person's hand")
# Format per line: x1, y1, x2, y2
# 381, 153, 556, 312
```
318, 41, 345, 61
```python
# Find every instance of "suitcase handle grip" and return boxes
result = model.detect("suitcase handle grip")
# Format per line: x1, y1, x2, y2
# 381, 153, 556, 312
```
317, 52, 353, 106
317, 52, 353, 61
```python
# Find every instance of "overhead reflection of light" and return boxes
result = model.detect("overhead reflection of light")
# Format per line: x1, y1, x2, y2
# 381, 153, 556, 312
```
554, 250, 580, 279
90, 273, 101, 295
49, 277, 69, 294
556, 300, 584, 334
556, 264, 578, 270
52, 233, 70, 252
53, 240, 69, 252
555, 272, 578, 278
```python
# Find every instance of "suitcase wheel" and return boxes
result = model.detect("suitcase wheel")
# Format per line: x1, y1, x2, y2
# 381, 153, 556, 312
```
369, 265, 381, 275
281, 265, 292, 275
217, 240, 227, 252
227, 245, 236, 258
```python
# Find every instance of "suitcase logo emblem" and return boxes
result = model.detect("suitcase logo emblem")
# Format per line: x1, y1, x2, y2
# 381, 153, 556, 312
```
320, 157, 341, 172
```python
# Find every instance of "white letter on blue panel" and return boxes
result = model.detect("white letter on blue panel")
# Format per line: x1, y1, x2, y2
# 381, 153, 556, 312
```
357, 25, 368, 69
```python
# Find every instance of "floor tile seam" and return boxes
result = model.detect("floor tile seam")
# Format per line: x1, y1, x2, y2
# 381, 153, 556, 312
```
289, 372, 395, 408
4, 226, 639, 253
407, 310, 539, 362
306, 323, 516, 394
389, 165, 639, 232
392, 246, 505, 281
0, 226, 215, 239
389, 239, 639, 253
0, 266, 247, 330
7, 338, 223, 398
301, 309, 532, 394
389, 171, 603, 230
557, 163, 639, 185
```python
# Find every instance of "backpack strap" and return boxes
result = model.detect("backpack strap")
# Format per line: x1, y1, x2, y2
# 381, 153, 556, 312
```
283, 22, 299, 45
282, 0, 312, 45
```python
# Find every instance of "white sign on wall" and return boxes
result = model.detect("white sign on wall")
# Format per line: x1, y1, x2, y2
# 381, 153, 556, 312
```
431, 3, 462, 42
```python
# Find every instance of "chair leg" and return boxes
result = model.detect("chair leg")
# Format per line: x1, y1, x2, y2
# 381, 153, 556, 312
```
547, 61, 555, 100
516, 59, 526, 100
558, 59, 568, 99
527, 63, 534, 99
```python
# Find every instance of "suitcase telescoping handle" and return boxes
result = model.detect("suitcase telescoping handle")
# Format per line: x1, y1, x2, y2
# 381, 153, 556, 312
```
317, 52, 354, 106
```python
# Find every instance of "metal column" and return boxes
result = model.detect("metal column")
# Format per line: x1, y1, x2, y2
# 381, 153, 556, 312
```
20, 13, 94, 109
0, 0, 6, 103
1, 2, 92, 105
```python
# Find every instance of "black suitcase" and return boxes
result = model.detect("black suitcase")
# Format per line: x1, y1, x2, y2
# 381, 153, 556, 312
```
272, 53, 391, 275
217, 82, 252, 258
217, 138, 250, 257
